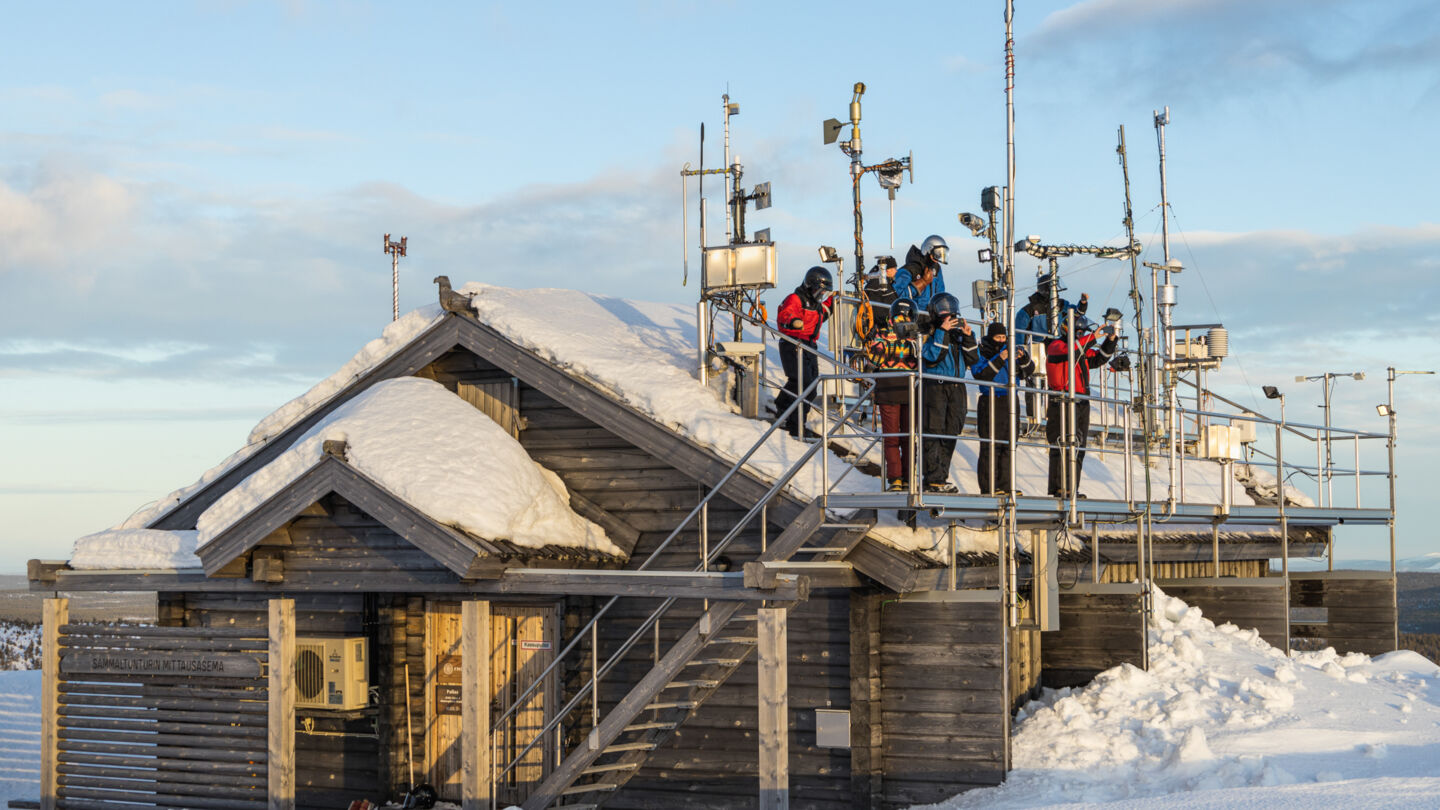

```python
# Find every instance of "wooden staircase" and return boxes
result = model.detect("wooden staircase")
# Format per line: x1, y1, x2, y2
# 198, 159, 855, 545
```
521, 499, 872, 809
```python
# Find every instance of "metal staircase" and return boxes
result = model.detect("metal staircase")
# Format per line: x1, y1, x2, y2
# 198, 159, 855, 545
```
489, 376, 881, 810
520, 500, 880, 809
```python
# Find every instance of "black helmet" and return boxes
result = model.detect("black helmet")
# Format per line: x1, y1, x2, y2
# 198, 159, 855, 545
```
927, 292, 961, 321
802, 266, 834, 297
920, 234, 949, 265
890, 297, 918, 323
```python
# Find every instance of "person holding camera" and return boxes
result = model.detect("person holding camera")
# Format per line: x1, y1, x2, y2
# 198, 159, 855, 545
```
918, 292, 977, 493
894, 234, 948, 313
775, 266, 836, 440
861, 298, 920, 490
1045, 316, 1118, 498
971, 322, 1036, 495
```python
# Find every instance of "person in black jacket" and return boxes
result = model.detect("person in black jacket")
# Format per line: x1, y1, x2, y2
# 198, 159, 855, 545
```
862, 255, 899, 332
971, 322, 1036, 495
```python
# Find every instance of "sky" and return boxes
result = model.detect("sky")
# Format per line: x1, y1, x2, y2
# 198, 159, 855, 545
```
2, 0, 1438, 572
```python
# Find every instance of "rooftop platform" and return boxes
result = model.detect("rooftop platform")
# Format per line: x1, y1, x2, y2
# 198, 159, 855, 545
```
825, 492, 1392, 526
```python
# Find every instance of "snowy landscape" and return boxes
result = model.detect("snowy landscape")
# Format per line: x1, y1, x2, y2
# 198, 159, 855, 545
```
1, 597, 1437, 808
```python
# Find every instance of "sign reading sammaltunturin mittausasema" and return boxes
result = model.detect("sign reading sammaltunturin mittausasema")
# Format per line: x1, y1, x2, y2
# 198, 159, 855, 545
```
60, 651, 263, 679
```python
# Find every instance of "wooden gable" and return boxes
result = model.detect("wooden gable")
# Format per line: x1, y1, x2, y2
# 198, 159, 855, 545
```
197, 453, 506, 579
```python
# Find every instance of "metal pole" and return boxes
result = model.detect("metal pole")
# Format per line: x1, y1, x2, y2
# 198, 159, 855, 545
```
1323, 373, 1334, 508
392, 249, 399, 323
1277, 395, 1290, 655
723, 95, 733, 244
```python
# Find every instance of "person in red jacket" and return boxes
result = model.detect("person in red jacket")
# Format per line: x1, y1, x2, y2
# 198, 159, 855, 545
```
775, 266, 834, 439
1045, 318, 1118, 498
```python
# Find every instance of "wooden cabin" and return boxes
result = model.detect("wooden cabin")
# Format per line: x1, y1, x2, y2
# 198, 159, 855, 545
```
25, 285, 1395, 810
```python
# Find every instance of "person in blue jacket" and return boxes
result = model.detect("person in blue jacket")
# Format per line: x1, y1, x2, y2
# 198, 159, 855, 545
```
918, 292, 977, 492
971, 322, 1036, 495
894, 234, 948, 313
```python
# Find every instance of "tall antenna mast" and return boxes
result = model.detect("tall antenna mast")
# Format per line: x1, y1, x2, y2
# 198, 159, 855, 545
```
1004, 0, 1017, 299
383, 233, 407, 322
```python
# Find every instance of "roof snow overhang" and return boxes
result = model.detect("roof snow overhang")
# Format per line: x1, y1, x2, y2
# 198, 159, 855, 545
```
197, 453, 510, 580
150, 312, 811, 533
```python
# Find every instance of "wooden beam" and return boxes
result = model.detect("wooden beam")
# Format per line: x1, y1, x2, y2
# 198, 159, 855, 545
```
47, 568, 811, 601
29, 559, 64, 587
252, 550, 283, 584
41, 598, 65, 810
746, 561, 859, 590
461, 601, 491, 810
757, 607, 789, 810
267, 599, 295, 810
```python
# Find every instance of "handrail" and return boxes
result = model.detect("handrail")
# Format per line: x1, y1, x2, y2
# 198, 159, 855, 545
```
495, 375, 871, 778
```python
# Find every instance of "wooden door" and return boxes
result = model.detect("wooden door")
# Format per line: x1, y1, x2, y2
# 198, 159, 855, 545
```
426, 602, 556, 804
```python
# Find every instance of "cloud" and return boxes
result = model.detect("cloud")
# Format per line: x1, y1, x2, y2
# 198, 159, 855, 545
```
1023, 0, 1440, 104
0, 165, 136, 273
0, 156, 693, 385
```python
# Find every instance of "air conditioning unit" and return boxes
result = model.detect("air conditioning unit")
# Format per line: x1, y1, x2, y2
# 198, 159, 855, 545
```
295, 637, 369, 711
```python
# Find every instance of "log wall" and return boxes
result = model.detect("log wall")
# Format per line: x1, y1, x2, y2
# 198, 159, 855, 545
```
1155, 578, 1287, 650
54, 623, 269, 809
1289, 571, 1397, 656
1041, 584, 1145, 688
875, 596, 1008, 809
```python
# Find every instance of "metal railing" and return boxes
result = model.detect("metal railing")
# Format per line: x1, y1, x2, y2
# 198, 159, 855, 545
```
491, 373, 873, 790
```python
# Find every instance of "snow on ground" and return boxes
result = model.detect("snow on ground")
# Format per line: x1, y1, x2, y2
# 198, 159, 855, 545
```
198, 377, 619, 554
924, 588, 1440, 810
0, 671, 40, 806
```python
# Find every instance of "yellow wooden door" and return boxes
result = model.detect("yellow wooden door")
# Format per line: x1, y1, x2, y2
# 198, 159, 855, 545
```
425, 602, 556, 803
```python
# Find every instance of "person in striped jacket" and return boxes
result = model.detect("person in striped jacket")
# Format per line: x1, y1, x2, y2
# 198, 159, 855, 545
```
861, 298, 920, 491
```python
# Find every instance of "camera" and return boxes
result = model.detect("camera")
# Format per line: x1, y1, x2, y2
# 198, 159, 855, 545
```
894, 320, 919, 340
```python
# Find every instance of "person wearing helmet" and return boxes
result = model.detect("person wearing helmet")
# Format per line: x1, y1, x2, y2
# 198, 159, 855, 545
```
918, 291, 977, 493
861, 296, 921, 490
971, 322, 1036, 495
862, 255, 900, 332
1045, 315, 1119, 498
894, 234, 949, 313
775, 266, 836, 439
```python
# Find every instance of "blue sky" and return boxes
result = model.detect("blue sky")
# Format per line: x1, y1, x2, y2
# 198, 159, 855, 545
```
2, 0, 1438, 572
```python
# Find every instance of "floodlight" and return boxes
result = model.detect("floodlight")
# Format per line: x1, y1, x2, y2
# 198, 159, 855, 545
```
1376, 404, 1392, 417
977, 248, 993, 263
754, 228, 771, 244
957, 212, 985, 237
1263, 386, 1282, 400
1104, 307, 1123, 323
818, 246, 839, 263
822, 118, 845, 145
1354, 372, 1366, 381
1293, 376, 1307, 383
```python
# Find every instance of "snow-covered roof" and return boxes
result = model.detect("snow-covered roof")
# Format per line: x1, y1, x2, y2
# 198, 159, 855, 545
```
75, 377, 619, 569
96, 282, 1308, 569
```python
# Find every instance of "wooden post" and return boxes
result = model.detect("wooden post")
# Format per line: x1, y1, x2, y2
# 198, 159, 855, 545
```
757, 606, 789, 810
461, 600, 492, 810
40, 598, 66, 810
268, 599, 296, 810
